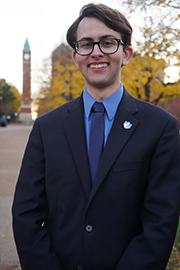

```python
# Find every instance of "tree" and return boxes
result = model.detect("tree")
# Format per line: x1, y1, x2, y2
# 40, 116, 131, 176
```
32, 57, 53, 116
122, 52, 180, 105
122, 0, 180, 12
0, 79, 16, 117
51, 62, 84, 101
121, 20, 180, 104
34, 48, 84, 117
121, 0, 180, 26
117, 0, 180, 105
9, 84, 21, 121
36, 62, 84, 116
120, 0, 180, 64
51, 43, 84, 103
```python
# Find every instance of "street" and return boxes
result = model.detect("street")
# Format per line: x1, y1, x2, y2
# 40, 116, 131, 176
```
0, 124, 32, 269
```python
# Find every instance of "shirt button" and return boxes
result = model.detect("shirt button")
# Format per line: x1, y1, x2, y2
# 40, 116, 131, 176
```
85, 225, 93, 232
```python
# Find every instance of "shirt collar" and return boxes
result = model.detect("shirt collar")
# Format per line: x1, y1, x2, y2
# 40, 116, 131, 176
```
83, 83, 124, 121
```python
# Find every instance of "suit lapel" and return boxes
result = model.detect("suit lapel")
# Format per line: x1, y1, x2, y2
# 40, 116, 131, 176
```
62, 96, 92, 198
87, 89, 139, 207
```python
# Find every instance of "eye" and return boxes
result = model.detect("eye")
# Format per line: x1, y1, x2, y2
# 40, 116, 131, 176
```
101, 39, 116, 47
80, 41, 92, 48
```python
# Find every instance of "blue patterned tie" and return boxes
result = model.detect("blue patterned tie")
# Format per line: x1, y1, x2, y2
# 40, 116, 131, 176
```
89, 102, 105, 183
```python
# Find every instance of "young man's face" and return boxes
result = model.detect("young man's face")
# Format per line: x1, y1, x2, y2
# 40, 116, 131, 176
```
73, 17, 133, 97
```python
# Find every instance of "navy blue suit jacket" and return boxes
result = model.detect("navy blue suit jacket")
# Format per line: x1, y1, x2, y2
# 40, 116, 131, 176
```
12, 89, 180, 270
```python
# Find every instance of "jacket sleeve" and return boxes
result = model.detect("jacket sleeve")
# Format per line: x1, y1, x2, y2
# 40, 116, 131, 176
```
116, 117, 180, 270
12, 119, 64, 270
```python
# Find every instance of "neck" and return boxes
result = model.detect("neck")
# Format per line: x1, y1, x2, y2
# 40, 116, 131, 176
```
85, 83, 121, 102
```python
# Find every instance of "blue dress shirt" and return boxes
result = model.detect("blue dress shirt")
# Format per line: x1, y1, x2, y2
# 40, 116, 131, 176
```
83, 83, 124, 153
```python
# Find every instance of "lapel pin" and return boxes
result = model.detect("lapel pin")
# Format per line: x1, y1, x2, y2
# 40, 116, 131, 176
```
123, 121, 133, 129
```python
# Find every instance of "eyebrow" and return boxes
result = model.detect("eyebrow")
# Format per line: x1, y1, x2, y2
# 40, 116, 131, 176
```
78, 35, 118, 41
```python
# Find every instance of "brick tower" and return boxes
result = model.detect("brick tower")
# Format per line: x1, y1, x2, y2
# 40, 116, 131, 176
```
20, 38, 32, 124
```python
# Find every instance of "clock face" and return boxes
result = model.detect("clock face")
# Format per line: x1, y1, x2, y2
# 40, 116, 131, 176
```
24, 53, 30, 60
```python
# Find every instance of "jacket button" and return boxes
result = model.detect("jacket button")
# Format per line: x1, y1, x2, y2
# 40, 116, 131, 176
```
85, 225, 93, 232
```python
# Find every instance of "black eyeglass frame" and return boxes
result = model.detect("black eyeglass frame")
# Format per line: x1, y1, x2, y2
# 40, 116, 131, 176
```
73, 38, 124, 56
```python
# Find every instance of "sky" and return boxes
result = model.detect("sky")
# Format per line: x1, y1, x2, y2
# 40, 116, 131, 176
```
0, 0, 129, 94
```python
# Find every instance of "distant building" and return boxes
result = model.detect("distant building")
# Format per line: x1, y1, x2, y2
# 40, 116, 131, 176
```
52, 43, 72, 64
52, 43, 72, 79
20, 38, 33, 124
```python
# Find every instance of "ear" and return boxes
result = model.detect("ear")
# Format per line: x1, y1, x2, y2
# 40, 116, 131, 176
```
122, 46, 133, 66
72, 51, 79, 69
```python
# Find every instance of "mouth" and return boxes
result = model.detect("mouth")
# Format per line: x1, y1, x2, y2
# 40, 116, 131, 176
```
89, 63, 109, 69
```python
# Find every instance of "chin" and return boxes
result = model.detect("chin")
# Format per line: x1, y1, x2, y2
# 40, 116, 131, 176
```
90, 79, 110, 88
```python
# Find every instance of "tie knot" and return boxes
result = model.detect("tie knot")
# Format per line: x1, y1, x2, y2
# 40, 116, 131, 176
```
93, 102, 104, 113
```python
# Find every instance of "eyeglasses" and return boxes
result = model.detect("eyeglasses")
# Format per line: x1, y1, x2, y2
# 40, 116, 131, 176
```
74, 38, 124, 56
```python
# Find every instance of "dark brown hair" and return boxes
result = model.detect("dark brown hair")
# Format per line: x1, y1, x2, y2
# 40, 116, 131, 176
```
66, 3, 133, 49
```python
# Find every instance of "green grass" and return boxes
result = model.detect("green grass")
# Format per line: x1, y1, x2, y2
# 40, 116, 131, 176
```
166, 221, 180, 270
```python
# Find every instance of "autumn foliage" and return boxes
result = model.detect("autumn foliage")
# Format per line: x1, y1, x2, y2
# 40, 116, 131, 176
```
0, 79, 21, 120
35, 45, 84, 116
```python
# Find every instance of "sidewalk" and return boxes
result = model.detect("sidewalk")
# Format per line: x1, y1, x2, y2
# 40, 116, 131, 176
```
0, 124, 32, 270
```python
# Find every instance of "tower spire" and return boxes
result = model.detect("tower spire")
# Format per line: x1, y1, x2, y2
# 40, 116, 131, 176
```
24, 38, 30, 50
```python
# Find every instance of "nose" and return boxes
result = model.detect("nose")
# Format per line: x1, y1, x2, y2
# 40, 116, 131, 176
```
91, 43, 104, 56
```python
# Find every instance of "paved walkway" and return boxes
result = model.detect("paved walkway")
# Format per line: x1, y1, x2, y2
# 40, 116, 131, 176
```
0, 124, 32, 270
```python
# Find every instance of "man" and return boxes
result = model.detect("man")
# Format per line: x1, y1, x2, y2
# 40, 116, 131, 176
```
12, 3, 180, 270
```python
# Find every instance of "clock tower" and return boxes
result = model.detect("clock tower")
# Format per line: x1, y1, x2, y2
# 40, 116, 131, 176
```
20, 38, 32, 124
